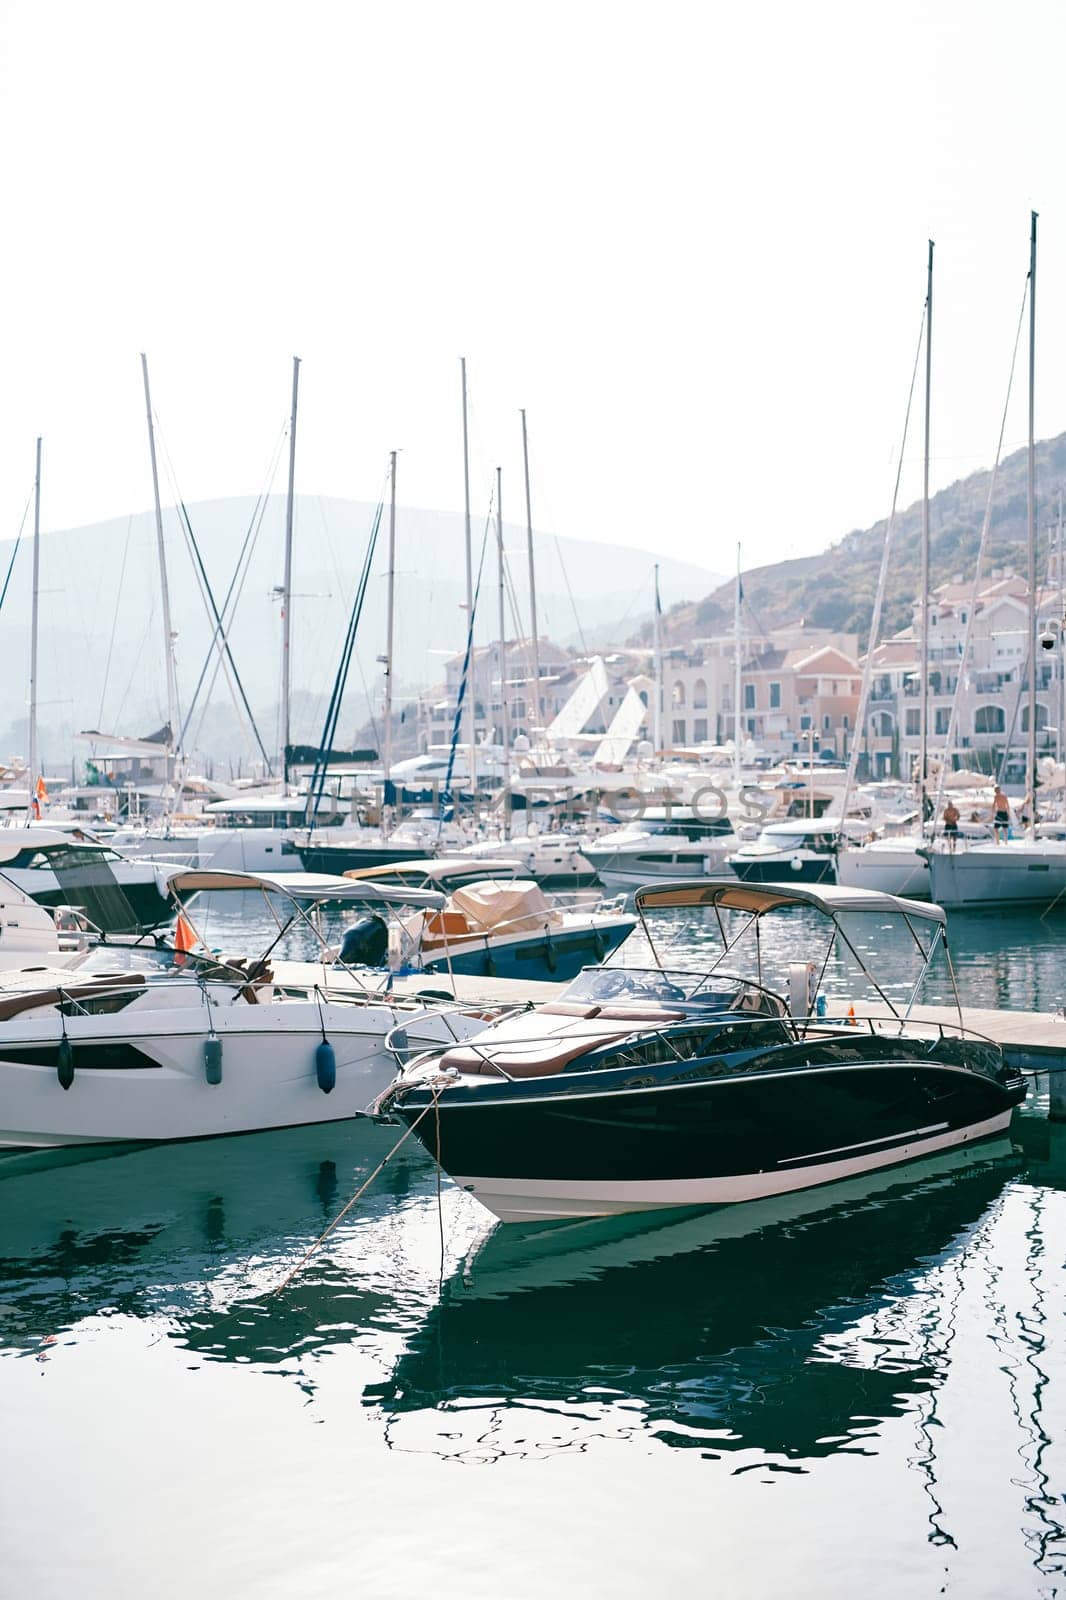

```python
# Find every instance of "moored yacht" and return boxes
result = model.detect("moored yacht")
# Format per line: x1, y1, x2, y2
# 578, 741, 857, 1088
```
583, 809, 738, 891
0, 869, 489, 1152
380, 879, 1025, 1223
923, 836, 1066, 908
727, 816, 854, 884
0, 828, 173, 931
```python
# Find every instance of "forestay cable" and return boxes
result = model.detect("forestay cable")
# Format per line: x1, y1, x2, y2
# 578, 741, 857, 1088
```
837, 296, 928, 837
931, 278, 1029, 825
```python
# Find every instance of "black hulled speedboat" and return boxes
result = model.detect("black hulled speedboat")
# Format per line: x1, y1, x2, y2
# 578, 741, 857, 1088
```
379, 879, 1026, 1223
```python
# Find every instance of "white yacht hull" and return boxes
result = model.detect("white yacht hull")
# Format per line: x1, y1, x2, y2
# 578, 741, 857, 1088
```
0, 995, 465, 1150
835, 843, 931, 898
926, 841, 1066, 907
589, 845, 736, 892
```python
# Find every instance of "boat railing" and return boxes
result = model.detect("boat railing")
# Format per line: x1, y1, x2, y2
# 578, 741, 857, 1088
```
11, 969, 522, 1025
385, 1003, 1005, 1085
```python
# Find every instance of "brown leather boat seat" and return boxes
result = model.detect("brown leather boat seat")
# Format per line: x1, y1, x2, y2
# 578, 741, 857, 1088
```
0, 973, 147, 1023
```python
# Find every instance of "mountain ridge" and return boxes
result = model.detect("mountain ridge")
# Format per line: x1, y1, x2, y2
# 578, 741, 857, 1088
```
652, 431, 1066, 651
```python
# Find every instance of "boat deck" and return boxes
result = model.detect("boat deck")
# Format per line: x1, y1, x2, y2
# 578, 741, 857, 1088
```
274, 962, 1066, 1101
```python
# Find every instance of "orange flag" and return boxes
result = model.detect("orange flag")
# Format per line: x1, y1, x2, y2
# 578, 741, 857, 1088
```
174, 912, 198, 966
35, 775, 48, 801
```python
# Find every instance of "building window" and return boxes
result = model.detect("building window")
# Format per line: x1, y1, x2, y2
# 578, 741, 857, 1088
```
743, 683, 756, 710
1021, 703, 1049, 732
693, 717, 708, 742
905, 709, 920, 736
842, 714, 849, 730
822, 714, 831, 731
672, 719, 686, 744
672, 681, 686, 707
799, 714, 812, 731
769, 681, 781, 709
974, 704, 1005, 735
934, 708, 950, 735
693, 678, 708, 709
746, 717, 757, 734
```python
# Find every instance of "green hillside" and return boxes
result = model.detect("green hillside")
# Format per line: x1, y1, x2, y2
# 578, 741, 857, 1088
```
656, 432, 1066, 650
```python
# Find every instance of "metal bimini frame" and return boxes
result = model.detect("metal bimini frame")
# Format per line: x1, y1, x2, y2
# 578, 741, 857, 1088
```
632, 878, 967, 1036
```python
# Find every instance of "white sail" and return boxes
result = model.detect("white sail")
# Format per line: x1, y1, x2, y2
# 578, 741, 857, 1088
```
594, 684, 648, 765
546, 656, 609, 741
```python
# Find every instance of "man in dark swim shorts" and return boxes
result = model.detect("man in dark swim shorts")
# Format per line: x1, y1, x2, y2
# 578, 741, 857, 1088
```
992, 785, 1011, 843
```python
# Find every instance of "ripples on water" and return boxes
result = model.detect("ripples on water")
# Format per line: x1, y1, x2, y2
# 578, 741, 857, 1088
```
0, 900, 1064, 1597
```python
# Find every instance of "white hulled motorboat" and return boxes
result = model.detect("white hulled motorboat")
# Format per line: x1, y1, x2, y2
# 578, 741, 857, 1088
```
0, 872, 94, 972
0, 827, 173, 931
583, 810, 739, 891
0, 870, 490, 1151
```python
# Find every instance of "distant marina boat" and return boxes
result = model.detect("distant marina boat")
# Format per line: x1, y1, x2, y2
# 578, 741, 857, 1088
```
583, 808, 738, 891
0, 828, 173, 932
922, 836, 1066, 908
727, 817, 851, 884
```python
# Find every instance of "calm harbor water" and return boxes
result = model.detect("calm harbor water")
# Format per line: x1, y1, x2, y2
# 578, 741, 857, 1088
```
1, 900, 1064, 1598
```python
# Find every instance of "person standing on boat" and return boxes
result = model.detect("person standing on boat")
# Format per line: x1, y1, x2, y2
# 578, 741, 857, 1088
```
942, 798, 960, 851
992, 785, 1011, 843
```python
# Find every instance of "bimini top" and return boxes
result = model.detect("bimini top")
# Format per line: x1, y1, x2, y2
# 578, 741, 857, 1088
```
166, 868, 445, 909
633, 877, 947, 925
344, 857, 523, 886
0, 827, 107, 861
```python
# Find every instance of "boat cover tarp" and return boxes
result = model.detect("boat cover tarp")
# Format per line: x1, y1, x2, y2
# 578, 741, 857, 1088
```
448, 879, 559, 934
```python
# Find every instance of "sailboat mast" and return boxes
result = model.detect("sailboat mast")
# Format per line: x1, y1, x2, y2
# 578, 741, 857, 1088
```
652, 563, 663, 752
460, 358, 477, 794
496, 466, 511, 838
919, 240, 933, 813
140, 354, 181, 785
1049, 486, 1056, 768
1026, 211, 1038, 831
382, 449, 398, 825
282, 355, 301, 787
733, 544, 743, 789
1058, 488, 1065, 771
520, 409, 541, 730
27, 437, 41, 824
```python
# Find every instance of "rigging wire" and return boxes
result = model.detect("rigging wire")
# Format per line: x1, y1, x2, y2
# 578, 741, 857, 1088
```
439, 495, 494, 828
0, 492, 32, 618
97, 516, 135, 727
182, 425, 288, 764
932, 277, 1029, 822
312, 470, 392, 760
837, 294, 929, 834
305, 493, 386, 827
552, 533, 589, 654
153, 417, 276, 771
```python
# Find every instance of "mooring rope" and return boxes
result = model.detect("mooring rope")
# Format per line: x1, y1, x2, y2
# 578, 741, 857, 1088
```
268, 1083, 445, 1297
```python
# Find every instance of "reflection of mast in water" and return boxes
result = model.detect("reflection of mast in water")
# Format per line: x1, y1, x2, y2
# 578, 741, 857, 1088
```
1016, 1194, 1062, 1576
982, 1188, 1064, 1581
907, 1205, 997, 1550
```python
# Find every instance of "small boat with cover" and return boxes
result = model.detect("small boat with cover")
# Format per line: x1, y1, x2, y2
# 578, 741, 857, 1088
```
380, 878, 1026, 1222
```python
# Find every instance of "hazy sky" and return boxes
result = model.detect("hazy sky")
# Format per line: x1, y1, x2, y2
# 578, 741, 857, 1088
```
3, 0, 1065, 575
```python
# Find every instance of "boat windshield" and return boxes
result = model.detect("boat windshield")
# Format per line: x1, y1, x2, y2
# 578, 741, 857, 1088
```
562, 966, 747, 1009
